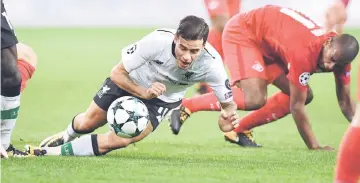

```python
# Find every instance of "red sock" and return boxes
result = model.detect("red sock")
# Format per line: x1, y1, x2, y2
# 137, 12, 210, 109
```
335, 126, 360, 183
207, 28, 223, 58
18, 60, 36, 92
234, 92, 290, 133
182, 87, 245, 113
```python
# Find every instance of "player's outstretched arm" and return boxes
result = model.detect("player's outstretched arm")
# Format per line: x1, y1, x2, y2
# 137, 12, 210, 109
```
335, 81, 355, 122
289, 82, 333, 150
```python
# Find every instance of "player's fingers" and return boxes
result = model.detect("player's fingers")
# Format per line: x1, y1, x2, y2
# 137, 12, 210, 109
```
153, 85, 166, 94
231, 118, 240, 126
229, 113, 239, 122
154, 82, 166, 92
150, 87, 162, 96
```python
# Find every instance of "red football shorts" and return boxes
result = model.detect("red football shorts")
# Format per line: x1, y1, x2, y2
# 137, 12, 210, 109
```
204, 0, 241, 18
18, 60, 35, 92
222, 26, 283, 86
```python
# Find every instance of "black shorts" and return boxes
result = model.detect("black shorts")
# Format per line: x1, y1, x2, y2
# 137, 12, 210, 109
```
1, 2, 18, 49
93, 78, 181, 130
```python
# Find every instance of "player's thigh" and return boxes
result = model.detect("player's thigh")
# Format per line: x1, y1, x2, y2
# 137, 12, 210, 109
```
223, 39, 267, 85
90, 77, 134, 129
1, 46, 19, 78
269, 64, 289, 94
143, 98, 181, 130
223, 40, 268, 105
1, 10, 19, 76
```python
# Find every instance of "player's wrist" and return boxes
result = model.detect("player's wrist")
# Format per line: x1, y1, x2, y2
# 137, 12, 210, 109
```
137, 87, 151, 99
307, 142, 321, 150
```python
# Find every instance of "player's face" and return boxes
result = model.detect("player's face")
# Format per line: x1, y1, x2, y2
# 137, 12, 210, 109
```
318, 41, 338, 72
174, 35, 204, 69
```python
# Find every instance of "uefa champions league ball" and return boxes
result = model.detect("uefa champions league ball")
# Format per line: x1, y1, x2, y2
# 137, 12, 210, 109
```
107, 96, 149, 138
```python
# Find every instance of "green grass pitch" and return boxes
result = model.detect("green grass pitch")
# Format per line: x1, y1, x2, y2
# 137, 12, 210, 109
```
1, 28, 360, 183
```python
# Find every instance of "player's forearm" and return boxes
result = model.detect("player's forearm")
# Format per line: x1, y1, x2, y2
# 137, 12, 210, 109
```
290, 105, 320, 149
336, 84, 355, 122
339, 97, 356, 122
220, 100, 237, 113
110, 66, 147, 99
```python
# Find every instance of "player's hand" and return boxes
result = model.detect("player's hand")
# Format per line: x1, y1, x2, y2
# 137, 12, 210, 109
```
144, 82, 166, 99
312, 145, 335, 151
218, 110, 239, 132
0, 145, 8, 159
319, 145, 335, 151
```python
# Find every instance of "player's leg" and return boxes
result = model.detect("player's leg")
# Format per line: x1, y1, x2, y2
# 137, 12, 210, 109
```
39, 78, 117, 147
169, 38, 269, 140
1, 4, 24, 157
27, 122, 155, 156
204, 0, 230, 56
30, 82, 177, 156
334, 71, 360, 182
226, 65, 314, 147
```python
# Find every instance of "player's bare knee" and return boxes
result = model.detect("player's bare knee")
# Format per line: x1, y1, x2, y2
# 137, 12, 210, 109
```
305, 88, 314, 105
75, 114, 103, 133
244, 91, 267, 110
237, 79, 267, 110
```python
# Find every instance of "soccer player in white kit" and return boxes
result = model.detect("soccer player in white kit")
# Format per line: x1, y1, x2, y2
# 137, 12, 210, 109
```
26, 15, 239, 156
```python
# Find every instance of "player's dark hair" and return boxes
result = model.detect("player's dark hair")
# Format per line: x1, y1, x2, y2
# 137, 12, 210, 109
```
176, 15, 209, 45
331, 34, 359, 65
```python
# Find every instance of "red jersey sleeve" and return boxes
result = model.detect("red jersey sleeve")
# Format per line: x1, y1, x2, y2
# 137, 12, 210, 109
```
285, 49, 315, 92
334, 64, 351, 85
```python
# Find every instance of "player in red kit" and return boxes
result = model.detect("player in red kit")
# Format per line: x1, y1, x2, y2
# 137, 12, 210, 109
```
169, 5, 359, 150
331, 0, 360, 182
196, 0, 241, 95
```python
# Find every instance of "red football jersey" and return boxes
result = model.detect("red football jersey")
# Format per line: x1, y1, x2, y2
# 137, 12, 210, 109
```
227, 5, 351, 91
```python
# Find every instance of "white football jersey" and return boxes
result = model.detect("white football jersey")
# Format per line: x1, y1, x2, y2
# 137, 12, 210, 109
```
121, 28, 233, 103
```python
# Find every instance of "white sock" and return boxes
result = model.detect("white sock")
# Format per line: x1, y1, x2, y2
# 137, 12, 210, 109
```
63, 123, 82, 142
1, 95, 20, 150
44, 135, 99, 156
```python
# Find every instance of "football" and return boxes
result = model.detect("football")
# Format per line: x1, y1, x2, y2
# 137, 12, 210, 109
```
107, 96, 149, 138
